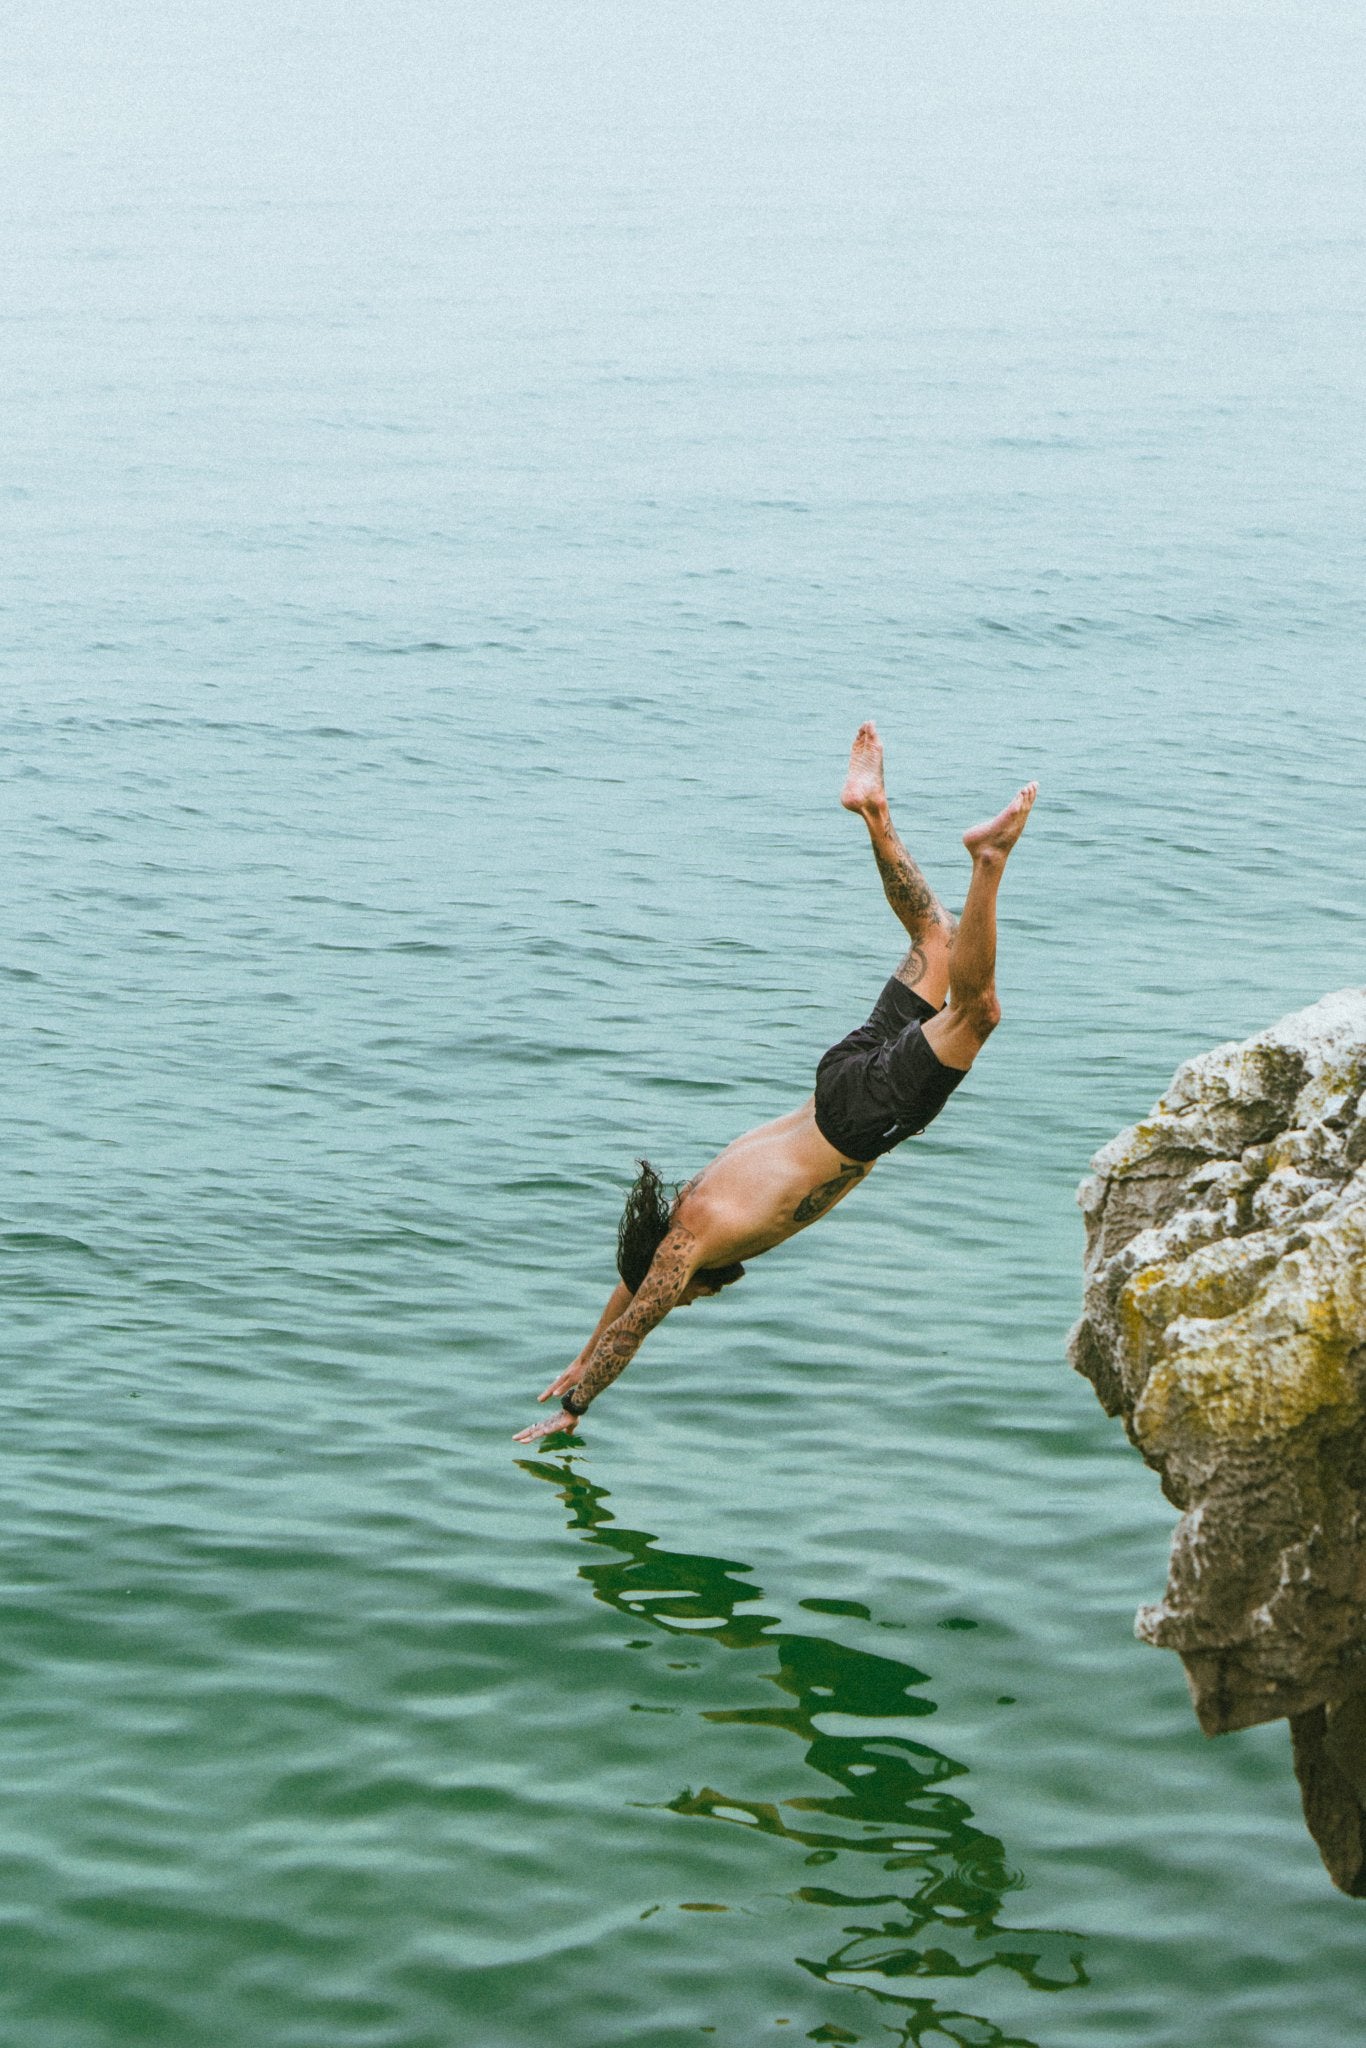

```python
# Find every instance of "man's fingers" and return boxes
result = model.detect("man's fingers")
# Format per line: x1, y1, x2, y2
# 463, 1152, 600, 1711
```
513, 1409, 581, 1444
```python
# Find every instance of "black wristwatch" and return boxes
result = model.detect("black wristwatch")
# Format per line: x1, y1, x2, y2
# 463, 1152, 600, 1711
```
561, 1388, 589, 1418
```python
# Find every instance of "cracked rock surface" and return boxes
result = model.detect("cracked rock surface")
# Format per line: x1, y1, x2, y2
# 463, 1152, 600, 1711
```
1069, 990, 1366, 1894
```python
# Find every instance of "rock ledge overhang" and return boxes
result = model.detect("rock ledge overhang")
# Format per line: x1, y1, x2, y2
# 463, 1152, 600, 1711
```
1069, 989, 1366, 1894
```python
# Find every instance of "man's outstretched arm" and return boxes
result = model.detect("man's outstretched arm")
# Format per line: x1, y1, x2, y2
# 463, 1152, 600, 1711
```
544, 1278, 633, 1403
513, 1226, 699, 1442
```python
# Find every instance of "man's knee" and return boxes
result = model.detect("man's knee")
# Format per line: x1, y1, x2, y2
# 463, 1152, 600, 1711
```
962, 989, 1001, 1038
922, 990, 997, 1072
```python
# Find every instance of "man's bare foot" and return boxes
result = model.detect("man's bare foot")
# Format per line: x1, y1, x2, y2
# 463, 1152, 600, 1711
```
840, 722, 886, 815
962, 782, 1038, 862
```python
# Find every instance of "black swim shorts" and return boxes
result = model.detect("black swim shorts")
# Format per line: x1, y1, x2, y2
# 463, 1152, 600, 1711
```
813, 976, 966, 1163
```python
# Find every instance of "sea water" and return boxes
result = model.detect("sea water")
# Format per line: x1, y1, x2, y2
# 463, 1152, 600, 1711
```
3, 3, 1366, 2043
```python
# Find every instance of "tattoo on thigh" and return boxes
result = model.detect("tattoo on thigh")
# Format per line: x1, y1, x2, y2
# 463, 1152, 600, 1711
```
898, 940, 928, 987
793, 1163, 869, 1224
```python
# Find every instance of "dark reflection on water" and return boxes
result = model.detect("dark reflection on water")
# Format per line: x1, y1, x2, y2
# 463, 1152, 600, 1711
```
520, 1460, 1086, 2047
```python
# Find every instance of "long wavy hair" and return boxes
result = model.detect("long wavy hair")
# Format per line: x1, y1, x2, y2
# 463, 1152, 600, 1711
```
616, 1159, 744, 1295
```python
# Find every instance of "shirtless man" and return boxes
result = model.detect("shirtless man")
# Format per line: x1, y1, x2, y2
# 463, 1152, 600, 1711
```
514, 724, 1037, 1444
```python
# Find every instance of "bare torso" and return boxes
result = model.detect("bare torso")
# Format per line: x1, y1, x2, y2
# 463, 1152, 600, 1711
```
671, 1100, 873, 1264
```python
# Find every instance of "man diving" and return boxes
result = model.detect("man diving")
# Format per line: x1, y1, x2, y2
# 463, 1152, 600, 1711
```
514, 723, 1037, 1444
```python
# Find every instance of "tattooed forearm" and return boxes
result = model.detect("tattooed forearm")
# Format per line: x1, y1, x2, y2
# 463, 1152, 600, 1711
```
572, 1324, 646, 1408
572, 1226, 698, 1409
793, 1162, 870, 1224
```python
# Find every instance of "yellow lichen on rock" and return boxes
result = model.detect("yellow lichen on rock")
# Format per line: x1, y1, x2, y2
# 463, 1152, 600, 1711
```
1135, 1321, 1357, 1450
1130, 1195, 1366, 1450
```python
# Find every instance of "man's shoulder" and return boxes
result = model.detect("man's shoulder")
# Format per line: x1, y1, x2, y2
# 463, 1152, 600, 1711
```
667, 1189, 712, 1240
670, 1185, 748, 1262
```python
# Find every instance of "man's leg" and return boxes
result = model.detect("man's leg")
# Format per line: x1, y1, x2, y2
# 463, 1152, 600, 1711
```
841, 722, 955, 1006
922, 781, 1038, 1074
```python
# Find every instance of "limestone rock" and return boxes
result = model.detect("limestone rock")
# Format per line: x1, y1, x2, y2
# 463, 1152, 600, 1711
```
1069, 990, 1366, 1894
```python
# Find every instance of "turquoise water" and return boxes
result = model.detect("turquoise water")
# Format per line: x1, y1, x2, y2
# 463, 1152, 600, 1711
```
4, 3, 1366, 2042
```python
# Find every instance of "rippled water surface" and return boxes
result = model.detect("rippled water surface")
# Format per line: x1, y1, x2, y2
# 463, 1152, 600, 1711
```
4, 3, 1366, 2042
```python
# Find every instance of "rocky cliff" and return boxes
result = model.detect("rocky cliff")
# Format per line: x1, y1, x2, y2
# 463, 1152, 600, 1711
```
1069, 990, 1366, 1895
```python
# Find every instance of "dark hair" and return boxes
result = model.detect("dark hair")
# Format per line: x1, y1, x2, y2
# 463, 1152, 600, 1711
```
616, 1159, 744, 1296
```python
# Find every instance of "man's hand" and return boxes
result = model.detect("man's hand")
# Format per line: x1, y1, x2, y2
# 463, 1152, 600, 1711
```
508, 1362, 587, 1445
538, 1363, 582, 1405
513, 1406, 582, 1445
512, 1224, 699, 1445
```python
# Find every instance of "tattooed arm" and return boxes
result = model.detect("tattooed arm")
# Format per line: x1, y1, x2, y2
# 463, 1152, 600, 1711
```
513, 1227, 701, 1442
571, 1228, 697, 1407
555, 1279, 633, 1389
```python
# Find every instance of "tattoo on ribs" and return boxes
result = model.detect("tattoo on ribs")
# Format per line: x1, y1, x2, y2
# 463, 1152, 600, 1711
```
793, 1163, 869, 1224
